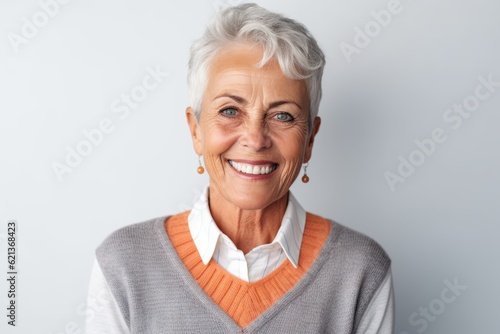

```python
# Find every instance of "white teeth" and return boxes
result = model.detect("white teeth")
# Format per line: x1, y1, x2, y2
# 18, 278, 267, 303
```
228, 161, 276, 175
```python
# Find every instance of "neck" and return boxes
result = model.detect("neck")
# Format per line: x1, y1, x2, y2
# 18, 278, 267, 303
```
208, 186, 288, 254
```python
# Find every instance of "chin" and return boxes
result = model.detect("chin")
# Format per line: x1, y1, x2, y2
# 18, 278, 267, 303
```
226, 186, 283, 211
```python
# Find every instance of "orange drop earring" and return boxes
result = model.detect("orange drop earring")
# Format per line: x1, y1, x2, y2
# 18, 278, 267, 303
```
197, 155, 205, 174
301, 162, 309, 183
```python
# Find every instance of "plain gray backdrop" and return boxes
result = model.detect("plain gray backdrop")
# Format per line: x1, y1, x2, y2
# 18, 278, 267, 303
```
1, 0, 499, 333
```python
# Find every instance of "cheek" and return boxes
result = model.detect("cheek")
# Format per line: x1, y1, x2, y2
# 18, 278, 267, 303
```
202, 122, 239, 159
273, 129, 309, 181
273, 127, 309, 159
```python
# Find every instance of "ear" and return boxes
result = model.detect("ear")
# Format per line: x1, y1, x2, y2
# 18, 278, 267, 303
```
186, 107, 203, 155
303, 116, 321, 163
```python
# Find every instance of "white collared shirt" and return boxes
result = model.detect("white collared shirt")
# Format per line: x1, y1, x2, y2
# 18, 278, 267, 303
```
188, 186, 306, 282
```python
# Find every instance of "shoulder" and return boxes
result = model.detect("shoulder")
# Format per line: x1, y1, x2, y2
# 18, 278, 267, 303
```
95, 215, 170, 267
332, 219, 391, 268
95, 211, 191, 263
97, 216, 164, 250
308, 213, 392, 316
308, 212, 391, 273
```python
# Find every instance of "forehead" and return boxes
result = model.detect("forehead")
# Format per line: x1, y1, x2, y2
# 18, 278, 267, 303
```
206, 42, 307, 100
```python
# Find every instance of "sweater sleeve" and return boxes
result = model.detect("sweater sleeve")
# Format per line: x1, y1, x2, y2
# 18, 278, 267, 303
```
354, 267, 395, 334
85, 258, 131, 334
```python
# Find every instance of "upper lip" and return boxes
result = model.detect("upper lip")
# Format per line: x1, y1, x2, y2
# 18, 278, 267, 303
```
227, 159, 278, 166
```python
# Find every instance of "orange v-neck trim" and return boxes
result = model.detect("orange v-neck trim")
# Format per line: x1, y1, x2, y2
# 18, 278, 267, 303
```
165, 211, 330, 328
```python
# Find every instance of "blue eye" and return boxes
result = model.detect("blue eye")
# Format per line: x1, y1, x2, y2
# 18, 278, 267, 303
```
220, 108, 237, 117
276, 112, 294, 122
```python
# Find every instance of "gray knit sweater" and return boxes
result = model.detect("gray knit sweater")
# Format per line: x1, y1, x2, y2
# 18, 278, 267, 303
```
96, 215, 391, 333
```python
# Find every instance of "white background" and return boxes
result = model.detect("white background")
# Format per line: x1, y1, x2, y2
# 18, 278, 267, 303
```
1, 0, 499, 333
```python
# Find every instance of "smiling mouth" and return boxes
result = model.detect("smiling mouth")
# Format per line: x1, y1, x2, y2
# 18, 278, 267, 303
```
228, 160, 278, 175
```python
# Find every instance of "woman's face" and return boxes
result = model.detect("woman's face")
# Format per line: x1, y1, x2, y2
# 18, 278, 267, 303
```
187, 42, 320, 211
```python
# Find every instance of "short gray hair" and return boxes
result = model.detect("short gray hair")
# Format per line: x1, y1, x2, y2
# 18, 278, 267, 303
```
187, 3, 325, 129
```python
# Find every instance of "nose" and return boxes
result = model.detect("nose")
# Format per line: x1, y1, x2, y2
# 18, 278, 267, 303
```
240, 119, 272, 152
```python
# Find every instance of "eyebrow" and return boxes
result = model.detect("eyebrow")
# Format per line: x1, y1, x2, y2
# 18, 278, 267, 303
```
213, 94, 303, 110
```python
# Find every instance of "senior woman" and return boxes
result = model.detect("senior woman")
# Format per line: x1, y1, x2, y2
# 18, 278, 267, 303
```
86, 3, 394, 333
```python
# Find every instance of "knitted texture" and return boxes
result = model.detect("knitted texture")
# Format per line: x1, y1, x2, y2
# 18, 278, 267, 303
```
166, 211, 330, 327
96, 212, 390, 333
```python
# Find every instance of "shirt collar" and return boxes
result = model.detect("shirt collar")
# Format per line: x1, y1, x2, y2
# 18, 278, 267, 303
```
274, 191, 306, 268
187, 186, 306, 268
